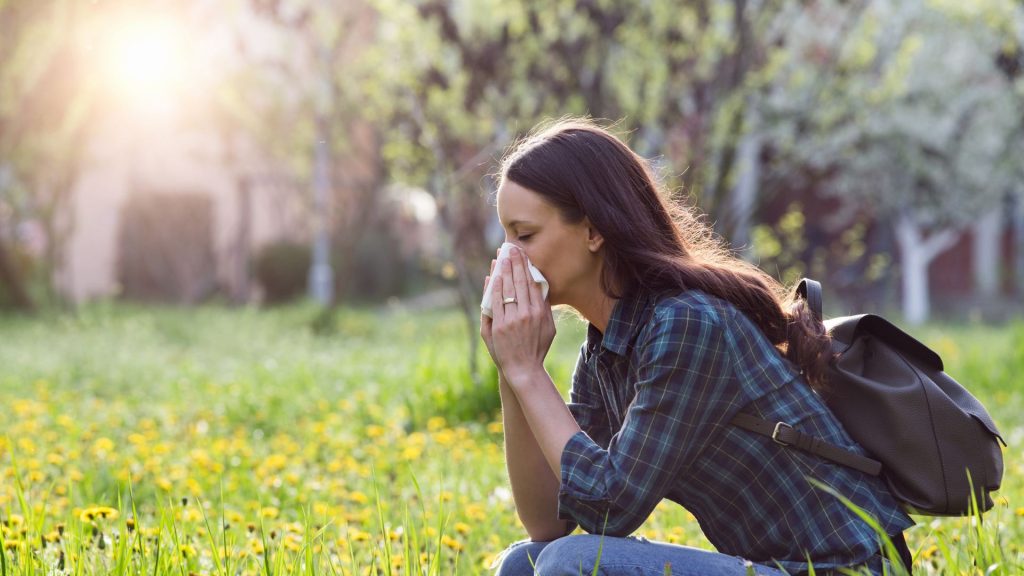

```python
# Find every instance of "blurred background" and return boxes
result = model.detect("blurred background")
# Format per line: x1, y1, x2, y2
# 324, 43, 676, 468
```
2, 0, 1023, 328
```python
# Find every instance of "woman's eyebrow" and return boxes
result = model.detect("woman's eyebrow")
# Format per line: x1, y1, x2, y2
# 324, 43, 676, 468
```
505, 219, 536, 229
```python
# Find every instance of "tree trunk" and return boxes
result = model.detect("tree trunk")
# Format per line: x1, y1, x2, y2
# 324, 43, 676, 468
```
1013, 188, 1024, 301
729, 123, 761, 260
431, 169, 483, 387
233, 176, 253, 305
895, 213, 959, 325
971, 208, 1001, 299
0, 233, 35, 311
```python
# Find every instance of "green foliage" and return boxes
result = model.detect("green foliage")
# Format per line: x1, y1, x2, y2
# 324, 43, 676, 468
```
751, 202, 893, 311
763, 0, 1024, 224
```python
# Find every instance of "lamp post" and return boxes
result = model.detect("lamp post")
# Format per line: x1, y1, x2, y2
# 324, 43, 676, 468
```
308, 115, 333, 306
307, 10, 334, 307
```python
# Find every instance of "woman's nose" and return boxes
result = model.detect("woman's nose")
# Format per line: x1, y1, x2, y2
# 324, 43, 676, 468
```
501, 238, 523, 251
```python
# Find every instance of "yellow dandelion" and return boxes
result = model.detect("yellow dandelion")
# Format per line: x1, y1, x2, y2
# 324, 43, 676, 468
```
454, 522, 471, 535
465, 504, 486, 521
434, 429, 456, 446
441, 535, 463, 552
179, 544, 197, 558
312, 503, 330, 518
348, 491, 369, 505
1015, 507, 1024, 517
283, 534, 303, 551
259, 506, 280, 519
182, 508, 203, 522
5, 514, 24, 527
79, 506, 119, 522
487, 421, 503, 434
43, 531, 61, 543
92, 437, 115, 454
426, 417, 447, 431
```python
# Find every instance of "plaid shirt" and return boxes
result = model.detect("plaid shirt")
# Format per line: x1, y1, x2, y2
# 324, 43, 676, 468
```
558, 289, 914, 574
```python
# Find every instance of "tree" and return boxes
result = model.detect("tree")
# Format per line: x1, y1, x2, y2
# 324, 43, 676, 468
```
0, 0, 98, 310
364, 0, 800, 383
217, 0, 387, 305
762, 0, 1024, 323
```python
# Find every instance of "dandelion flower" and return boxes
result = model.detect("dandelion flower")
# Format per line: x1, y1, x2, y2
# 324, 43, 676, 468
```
441, 535, 463, 552
79, 506, 119, 522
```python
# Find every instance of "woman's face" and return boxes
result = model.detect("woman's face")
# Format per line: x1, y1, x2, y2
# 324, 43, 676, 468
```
495, 179, 603, 307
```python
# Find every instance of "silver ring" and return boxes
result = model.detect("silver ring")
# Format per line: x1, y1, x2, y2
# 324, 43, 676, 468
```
502, 296, 517, 305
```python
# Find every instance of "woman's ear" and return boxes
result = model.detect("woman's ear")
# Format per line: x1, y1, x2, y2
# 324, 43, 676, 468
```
583, 218, 604, 253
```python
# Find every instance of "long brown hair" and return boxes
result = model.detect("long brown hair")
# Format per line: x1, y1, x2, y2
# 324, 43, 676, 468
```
499, 118, 831, 392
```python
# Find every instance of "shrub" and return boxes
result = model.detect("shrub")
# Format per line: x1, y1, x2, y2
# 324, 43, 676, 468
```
253, 240, 311, 304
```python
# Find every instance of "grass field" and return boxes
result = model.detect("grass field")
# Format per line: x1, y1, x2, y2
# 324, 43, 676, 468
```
1, 302, 1022, 575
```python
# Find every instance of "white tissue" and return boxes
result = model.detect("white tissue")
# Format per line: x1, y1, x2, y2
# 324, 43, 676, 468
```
481, 242, 550, 317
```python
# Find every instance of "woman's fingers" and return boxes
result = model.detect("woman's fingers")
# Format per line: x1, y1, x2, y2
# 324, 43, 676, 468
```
491, 261, 509, 323
527, 266, 545, 310
509, 248, 531, 309
481, 275, 491, 327
500, 257, 517, 312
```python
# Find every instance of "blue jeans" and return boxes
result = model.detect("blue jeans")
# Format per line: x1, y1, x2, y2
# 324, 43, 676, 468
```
492, 534, 788, 575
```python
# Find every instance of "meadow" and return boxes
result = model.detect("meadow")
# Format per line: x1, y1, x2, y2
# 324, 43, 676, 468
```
1, 302, 1022, 575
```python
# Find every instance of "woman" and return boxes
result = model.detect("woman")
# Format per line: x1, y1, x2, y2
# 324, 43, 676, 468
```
481, 119, 913, 575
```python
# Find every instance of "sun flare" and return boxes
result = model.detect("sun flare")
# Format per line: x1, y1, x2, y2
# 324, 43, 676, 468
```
100, 16, 190, 113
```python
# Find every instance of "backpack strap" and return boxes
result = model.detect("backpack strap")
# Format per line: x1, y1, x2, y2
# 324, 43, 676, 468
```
730, 412, 883, 476
892, 532, 914, 574
795, 278, 823, 323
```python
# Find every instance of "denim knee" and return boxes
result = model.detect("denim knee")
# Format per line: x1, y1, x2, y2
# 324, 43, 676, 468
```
532, 535, 607, 576
492, 539, 550, 576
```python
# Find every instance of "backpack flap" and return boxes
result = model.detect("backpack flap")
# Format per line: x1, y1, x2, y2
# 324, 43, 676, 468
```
824, 313, 1005, 516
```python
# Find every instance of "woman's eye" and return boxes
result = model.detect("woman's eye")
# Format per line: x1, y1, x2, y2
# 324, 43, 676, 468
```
518, 234, 533, 242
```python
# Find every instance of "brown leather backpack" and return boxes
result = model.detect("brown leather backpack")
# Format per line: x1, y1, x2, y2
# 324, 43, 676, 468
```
731, 278, 1006, 516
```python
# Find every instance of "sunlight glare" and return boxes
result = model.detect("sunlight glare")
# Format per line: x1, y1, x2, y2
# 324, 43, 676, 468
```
102, 17, 189, 115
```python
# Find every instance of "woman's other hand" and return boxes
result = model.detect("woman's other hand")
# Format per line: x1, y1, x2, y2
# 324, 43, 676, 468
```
481, 255, 499, 364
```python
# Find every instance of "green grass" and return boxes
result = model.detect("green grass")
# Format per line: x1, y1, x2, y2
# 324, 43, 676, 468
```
0, 302, 1021, 574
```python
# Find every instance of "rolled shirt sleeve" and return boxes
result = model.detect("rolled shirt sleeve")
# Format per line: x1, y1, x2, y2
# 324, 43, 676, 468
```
557, 306, 743, 536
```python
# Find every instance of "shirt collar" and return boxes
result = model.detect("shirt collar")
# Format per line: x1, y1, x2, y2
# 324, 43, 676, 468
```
586, 292, 652, 357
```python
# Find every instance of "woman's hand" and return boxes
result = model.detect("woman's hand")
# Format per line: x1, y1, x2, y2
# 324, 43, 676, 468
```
483, 246, 556, 387
481, 255, 500, 366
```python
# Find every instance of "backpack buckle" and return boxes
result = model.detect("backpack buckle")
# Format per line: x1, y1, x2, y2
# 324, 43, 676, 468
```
772, 422, 794, 446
